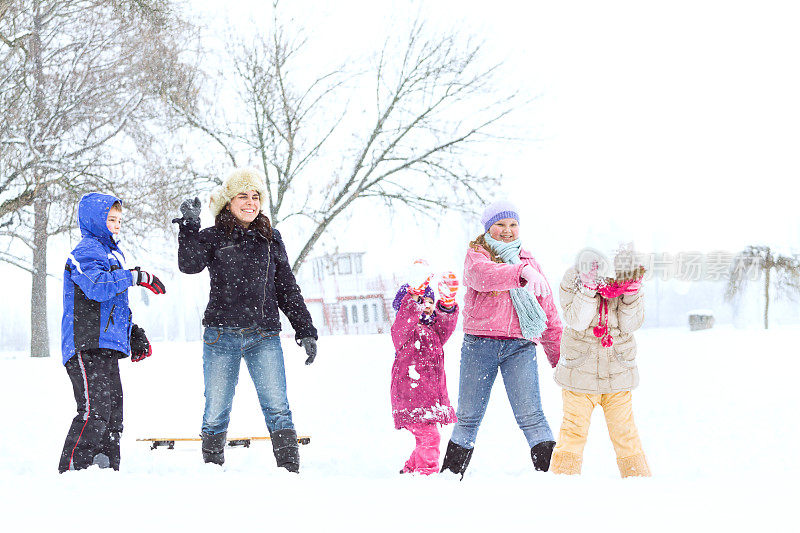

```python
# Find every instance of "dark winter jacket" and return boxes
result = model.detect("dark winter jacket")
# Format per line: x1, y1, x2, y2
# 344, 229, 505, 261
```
61, 193, 134, 365
177, 220, 317, 341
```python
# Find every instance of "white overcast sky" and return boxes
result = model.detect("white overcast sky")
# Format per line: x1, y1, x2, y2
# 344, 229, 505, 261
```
189, 0, 800, 275
5, 0, 798, 341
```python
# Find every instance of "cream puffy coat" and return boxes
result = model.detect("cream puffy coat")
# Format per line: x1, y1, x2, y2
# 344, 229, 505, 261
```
553, 267, 645, 393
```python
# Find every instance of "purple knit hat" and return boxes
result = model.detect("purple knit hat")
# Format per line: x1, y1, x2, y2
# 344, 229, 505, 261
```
392, 283, 435, 311
481, 200, 519, 232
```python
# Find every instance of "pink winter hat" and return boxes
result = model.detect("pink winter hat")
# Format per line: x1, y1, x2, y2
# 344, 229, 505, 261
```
481, 200, 519, 232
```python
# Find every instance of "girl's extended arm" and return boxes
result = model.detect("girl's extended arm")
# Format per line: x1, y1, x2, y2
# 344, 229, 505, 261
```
463, 247, 526, 292
432, 303, 459, 345
390, 292, 423, 350
617, 291, 645, 333
559, 267, 599, 332
531, 260, 562, 367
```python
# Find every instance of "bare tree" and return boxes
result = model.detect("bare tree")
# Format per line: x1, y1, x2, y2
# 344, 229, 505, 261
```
726, 245, 800, 329
0, 0, 198, 357
171, 3, 515, 273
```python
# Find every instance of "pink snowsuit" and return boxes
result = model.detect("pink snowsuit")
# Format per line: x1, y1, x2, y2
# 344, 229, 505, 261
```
390, 292, 459, 474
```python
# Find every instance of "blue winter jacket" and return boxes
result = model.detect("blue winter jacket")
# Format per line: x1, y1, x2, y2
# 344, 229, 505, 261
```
61, 193, 134, 365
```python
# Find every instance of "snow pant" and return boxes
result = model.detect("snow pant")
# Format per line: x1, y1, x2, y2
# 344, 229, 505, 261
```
402, 422, 441, 475
450, 335, 553, 449
58, 350, 123, 473
551, 389, 651, 477
201, 327, 294, 436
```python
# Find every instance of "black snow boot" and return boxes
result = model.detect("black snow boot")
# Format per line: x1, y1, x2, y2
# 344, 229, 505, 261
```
271, 429, 300, 473
201, 431, 227, 465
439, 440, 474, 480
94, 431, 121, 470
531, 440, 556, 472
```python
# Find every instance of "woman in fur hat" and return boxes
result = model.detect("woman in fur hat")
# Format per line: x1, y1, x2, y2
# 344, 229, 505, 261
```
550, 246, 651, 477
173, 168, 318, 472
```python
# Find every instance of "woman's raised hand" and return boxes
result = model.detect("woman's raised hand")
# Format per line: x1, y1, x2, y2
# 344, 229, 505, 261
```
172, 197, 201, 226
181, 197, 201, 221
521, 265, 550, 297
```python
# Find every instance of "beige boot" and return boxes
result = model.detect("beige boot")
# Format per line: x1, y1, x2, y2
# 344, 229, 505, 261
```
550, 450, 582, 475
617, 453, 651, 478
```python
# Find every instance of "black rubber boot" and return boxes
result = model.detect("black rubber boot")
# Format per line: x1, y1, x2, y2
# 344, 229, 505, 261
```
201, 431, 227, 465
531, 440, 556, 472
271, 429, 299, 473
439, 440, 474, 480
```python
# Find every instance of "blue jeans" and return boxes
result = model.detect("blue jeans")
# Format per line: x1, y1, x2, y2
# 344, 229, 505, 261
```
201, 327, 293, 435
450, 334, 553, 449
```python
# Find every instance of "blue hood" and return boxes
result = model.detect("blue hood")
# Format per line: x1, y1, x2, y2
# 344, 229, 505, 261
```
78, 193, 121, 248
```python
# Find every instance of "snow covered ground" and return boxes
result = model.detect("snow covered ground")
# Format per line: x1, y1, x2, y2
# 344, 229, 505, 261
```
1, 325, 797, 531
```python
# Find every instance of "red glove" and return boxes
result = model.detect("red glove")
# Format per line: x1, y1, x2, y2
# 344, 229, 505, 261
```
437, 271, 459, 308
130, 267, 166, 295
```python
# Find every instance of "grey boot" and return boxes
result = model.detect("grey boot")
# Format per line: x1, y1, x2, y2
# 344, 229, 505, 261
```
271, 429, 299, 473
201, 431, 227, 465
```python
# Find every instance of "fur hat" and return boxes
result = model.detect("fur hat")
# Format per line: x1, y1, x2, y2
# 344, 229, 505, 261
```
480, 200, 519, 232
209, 167, 269, 217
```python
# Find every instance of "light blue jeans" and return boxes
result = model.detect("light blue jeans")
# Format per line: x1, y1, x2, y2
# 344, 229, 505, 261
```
450, 334, 553, 449
201, 327, 293, 435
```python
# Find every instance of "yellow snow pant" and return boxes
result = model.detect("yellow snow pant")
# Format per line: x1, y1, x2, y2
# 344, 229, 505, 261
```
550, 389, 650, 478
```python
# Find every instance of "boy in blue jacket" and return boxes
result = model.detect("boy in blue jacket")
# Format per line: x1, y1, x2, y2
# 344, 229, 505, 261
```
58, 193, 166, 473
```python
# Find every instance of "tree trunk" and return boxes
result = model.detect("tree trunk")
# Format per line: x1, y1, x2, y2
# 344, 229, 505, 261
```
29, 3, 50, 357
30, 194, 50, 357
764, 264, 770, 330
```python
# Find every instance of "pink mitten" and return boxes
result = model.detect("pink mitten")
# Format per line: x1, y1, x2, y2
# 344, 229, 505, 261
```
622, 279, 642, 295
578, 262, 600, 291
521, 265, 550, 297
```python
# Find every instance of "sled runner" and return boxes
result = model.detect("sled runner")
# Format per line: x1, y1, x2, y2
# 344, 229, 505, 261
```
137, 435, 311, 450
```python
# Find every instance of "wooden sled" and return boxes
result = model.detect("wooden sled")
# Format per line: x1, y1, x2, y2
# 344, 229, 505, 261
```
136, 435, 311, 450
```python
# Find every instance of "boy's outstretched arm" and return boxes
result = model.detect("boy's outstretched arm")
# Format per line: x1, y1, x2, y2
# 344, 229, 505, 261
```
68, 242, 133, 302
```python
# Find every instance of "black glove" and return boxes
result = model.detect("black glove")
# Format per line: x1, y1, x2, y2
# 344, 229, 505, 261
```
298, 337, 317, 365
130, 324, 152, 362
172, 197, 201, 226
130, 267, 166, 295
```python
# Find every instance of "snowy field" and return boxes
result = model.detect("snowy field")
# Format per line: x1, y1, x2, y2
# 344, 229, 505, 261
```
1, 325, 797, 531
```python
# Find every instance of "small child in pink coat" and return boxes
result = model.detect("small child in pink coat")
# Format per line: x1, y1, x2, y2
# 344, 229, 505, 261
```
390, 273, 460, 475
